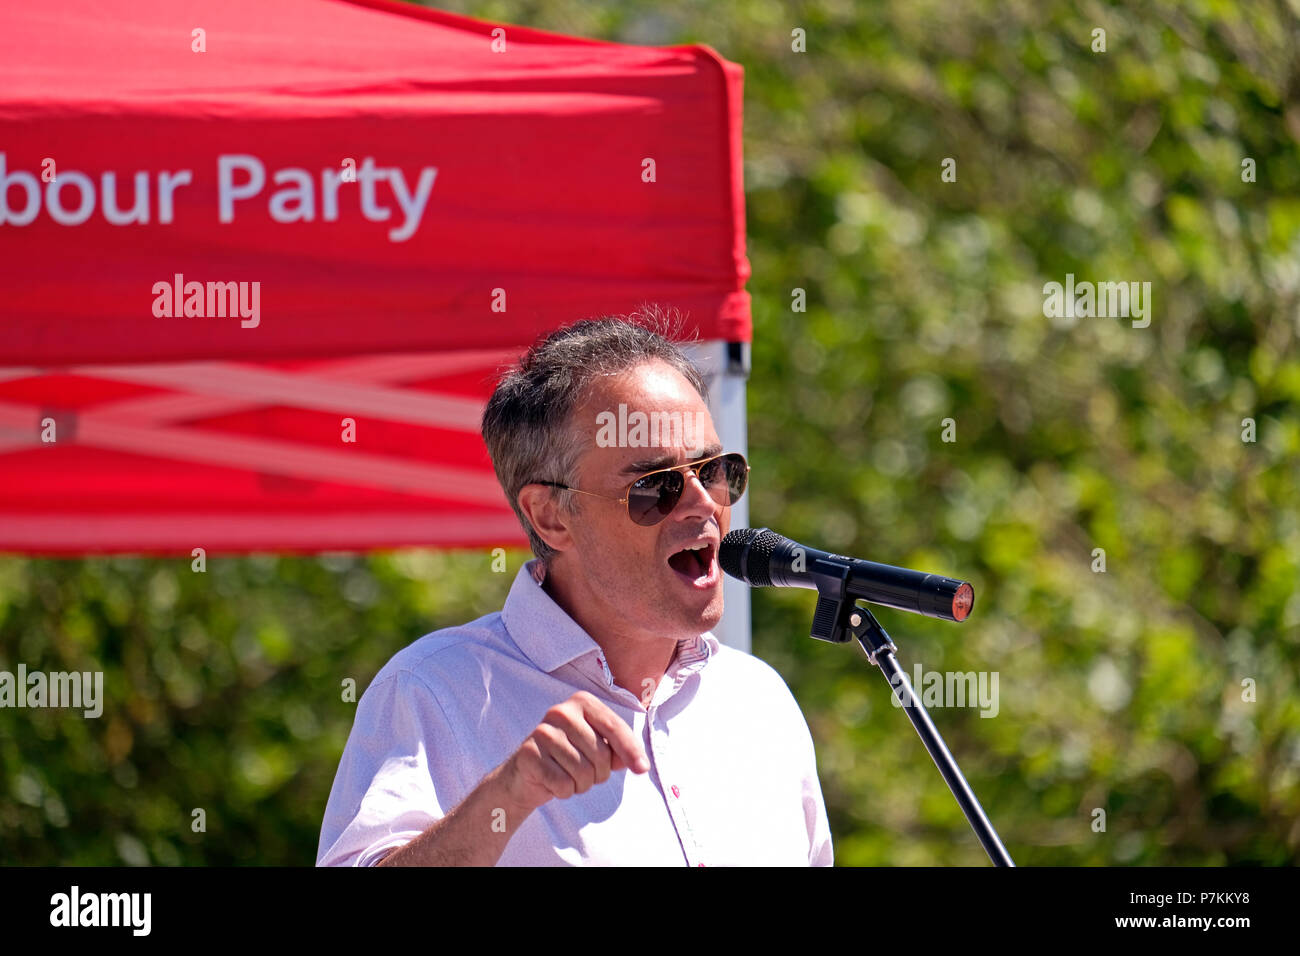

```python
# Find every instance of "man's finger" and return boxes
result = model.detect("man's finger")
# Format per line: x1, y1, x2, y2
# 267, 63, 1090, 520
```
537, 751, 577, 800
578, 697, 649, 773
536, 723, 593, 792
552, 709, 612, 782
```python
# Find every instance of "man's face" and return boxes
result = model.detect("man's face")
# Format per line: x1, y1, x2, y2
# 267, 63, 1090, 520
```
555, 360, 730, 643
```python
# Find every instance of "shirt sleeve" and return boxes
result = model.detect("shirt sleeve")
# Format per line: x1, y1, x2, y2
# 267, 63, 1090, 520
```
793, 704, 833, 867
750, 650, 834, 867
804, 764, 834, 866
316, 668, 452, 866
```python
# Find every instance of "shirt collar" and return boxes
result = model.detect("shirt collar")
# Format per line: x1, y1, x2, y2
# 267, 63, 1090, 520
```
501, 559, 718, 677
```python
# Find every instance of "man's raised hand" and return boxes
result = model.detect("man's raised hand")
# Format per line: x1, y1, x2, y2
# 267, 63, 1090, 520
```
500, 691, 650, 814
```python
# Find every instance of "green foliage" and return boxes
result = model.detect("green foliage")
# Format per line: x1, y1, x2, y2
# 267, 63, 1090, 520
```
0, 551, 516, 864
2, 0, 1297, 865
731, 0, 1300, 866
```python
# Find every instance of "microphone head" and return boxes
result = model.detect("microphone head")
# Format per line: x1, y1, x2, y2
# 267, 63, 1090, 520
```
719, 527, 783, 587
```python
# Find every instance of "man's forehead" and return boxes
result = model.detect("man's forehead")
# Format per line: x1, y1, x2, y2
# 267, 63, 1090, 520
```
575, 363, 719, 472
598, 360, 701, 403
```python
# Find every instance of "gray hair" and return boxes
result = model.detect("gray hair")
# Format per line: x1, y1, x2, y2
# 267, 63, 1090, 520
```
481, 308, 709, 563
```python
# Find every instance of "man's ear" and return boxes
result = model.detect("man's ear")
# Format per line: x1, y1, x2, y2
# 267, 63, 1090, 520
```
517, 483, 576, 555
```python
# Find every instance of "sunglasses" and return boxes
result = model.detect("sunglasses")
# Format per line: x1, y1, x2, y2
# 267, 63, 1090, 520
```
534, 451, 749, 527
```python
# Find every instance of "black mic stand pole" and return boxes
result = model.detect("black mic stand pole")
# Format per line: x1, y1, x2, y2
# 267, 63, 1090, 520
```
809, 571, 1015, 866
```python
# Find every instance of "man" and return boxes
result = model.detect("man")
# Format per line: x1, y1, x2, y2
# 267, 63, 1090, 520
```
317, 316, 832, 866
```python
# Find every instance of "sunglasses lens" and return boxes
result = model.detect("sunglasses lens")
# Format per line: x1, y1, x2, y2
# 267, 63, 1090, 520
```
625, 454, 749, 526
627, 470, 684, 526
698, 453, 748, 507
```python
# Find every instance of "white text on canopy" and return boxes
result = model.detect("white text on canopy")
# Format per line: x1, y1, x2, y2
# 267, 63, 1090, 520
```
217, 155, 437, 242
0, 153, 438, 243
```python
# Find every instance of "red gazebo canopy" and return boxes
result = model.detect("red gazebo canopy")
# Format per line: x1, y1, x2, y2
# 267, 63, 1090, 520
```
0, 0, 750, 554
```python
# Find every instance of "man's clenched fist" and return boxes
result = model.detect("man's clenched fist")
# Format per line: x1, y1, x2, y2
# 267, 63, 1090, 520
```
499, 691, 650, 813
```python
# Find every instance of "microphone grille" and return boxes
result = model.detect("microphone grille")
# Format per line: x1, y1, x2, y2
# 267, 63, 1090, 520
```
718, 528, 752, 581
719, 527, 779, 587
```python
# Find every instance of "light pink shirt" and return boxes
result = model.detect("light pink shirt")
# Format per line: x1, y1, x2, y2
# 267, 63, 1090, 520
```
317, 559, 832, 866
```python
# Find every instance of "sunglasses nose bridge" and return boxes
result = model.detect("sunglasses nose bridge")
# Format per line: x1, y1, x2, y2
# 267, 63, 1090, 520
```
679, 462, 725, 511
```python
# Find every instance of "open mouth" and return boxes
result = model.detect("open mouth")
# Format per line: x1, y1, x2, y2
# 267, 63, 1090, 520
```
667, 542, 718, 588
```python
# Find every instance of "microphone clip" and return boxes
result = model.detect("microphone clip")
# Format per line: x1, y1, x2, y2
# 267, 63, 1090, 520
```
809, 562, 854, 643
808, 565, 897, 664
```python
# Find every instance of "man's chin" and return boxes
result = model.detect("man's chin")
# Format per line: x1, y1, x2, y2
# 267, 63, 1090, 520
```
657, 565, 724, 634
668, 591, 724, 637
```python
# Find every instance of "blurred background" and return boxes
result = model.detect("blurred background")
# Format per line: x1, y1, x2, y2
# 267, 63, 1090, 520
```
2, 0, 1297, 865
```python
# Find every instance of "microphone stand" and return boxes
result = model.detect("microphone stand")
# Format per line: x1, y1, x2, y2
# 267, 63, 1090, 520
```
809, 574, 1015, 866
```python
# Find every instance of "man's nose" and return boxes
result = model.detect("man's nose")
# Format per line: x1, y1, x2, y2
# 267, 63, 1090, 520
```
676, 469, 718, 515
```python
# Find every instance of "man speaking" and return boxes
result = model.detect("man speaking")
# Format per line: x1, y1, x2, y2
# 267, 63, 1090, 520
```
317, 316, 832, 866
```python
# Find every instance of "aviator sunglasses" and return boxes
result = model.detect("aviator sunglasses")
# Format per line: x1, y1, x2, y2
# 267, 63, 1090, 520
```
533, 451, 749, 527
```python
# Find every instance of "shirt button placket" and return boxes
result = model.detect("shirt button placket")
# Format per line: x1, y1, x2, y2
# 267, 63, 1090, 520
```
675, 782, 703, 865
655, 711, 702, 867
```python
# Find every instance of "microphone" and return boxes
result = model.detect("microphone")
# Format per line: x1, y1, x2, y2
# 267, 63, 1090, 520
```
719, 527, 974, 622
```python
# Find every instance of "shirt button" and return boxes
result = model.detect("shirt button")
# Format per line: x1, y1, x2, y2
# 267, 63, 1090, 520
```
671, 785, 680, 798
